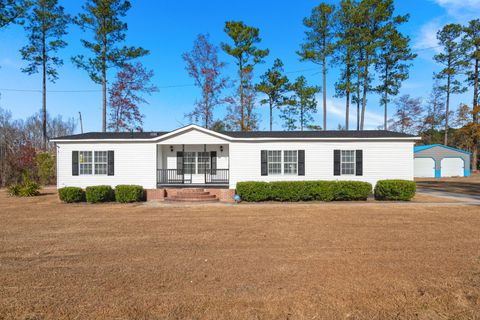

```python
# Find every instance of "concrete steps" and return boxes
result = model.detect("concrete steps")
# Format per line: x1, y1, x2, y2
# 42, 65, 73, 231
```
164, 188, 219, 203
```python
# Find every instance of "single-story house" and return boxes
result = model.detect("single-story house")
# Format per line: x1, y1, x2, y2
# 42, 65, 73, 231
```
414, 144, 471, 178
51, 124, 420, 201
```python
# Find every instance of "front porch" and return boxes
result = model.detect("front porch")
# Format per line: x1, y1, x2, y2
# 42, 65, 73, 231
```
156, 144, 230, 188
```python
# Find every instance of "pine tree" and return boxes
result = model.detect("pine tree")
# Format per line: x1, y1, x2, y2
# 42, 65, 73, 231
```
462, 19, 480, 171
0, 0, 29, 29
334, 0, 358, 131
72, 0, 149, 132
434, 23, 468, 146
221, 21, 269, 131
375, 27, 416, 130
20, 0, 69, 150
298, 3, 335, 130
183, 34, 229, 129
281, 76, 320, 131
356, 0, 402, 131
255, 59, 290, 131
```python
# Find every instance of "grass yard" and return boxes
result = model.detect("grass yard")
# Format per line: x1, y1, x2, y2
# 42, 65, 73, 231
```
1, 190, 480, 319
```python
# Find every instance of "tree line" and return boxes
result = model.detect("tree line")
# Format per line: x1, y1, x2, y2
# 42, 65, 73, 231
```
0, 1, 479, 171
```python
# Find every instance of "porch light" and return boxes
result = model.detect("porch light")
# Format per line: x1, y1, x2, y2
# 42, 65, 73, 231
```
170, 145, 174, 152
220, 146, 223, 152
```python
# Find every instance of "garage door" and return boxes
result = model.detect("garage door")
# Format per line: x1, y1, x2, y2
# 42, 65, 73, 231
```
441, 158, 464, 177
414, 158, 435, 178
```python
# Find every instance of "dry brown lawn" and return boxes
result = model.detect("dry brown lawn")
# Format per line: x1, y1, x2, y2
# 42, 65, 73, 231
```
1, 189, 480, 319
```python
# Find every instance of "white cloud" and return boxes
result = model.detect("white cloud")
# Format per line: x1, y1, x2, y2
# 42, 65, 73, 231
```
433, 0, 480, 19
413, 19, 442, 53
325, 98, 384, 130
0, 57, 21, 69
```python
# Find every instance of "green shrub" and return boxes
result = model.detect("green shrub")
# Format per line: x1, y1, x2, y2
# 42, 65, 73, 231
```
236, 181, 271, 202
19, 181, 40, 197
308, 181, 336, 201
7, 180, 40, 197
236, 180, 372, 202
332, 181, 372, 201
374, 180, 416, 201
7, 185, 20, 196
115, 185, 144, 203
58, 187, 85, 203
85, 185, 114, 203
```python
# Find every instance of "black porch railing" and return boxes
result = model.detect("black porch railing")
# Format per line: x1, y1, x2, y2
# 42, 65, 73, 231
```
157, 168, 229, 185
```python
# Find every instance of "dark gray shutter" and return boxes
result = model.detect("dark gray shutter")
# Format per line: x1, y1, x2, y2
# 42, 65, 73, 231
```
333, 150, 341, 176
261, 150, 268, 176
176, 151, 183, 174
210, 151, 217, 175
298, 150, 305, 176
355, 150, 363, 176
107, 151, 114, 176
72, 151, 79, 176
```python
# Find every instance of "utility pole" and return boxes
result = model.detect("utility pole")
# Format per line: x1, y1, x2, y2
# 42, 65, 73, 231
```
78, 112, 84, 134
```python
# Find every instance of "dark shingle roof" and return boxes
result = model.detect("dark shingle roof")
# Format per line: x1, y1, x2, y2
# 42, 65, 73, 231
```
223, 130, 415, 138
53, 129, 416, 141
53, 131, 169, 140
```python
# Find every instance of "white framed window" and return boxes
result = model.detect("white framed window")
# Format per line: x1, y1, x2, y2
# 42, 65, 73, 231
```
198, 152, 210, 174
268, 150, 282, 175
94, 151, 108, 175
184, 152, 196, 174
283, 150, 298, 175
341, 150, 355, 175
79, 151, 92, 175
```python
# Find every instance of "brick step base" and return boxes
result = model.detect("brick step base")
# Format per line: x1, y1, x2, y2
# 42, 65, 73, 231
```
164, 189, 219, 203
164, 197, 219, 203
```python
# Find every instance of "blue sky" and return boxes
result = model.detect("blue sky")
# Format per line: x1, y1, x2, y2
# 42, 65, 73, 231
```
0, 0, 479, 132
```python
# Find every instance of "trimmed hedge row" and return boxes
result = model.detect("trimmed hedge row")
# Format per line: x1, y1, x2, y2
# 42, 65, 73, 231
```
58, 185, 144, 203
236, 180, 372, 202
374, 180, 416, 201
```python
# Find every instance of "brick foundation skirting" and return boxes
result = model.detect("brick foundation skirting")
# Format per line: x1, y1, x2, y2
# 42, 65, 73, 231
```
146, 188, 235, 203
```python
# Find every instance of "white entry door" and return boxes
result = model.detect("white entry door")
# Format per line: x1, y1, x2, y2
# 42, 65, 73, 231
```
414, 158, 435, 178
441, 158, 464, 177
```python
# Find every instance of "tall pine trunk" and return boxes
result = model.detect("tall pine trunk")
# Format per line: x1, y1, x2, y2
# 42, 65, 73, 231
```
269, 99, 273, 131
42, 23, 47, 150
101, 34, 107, 132
383, 66, 389, 130
383, 91, 388, 130
345, 63, 351, 131
472, 58, 479, 171
322, 57, 327, 130
360, 53, 368, 131
444, 75, 451, 146
356, 79, 360, 131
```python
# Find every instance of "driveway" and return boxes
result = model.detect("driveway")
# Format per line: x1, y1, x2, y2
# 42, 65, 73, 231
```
416, 174, 480, 203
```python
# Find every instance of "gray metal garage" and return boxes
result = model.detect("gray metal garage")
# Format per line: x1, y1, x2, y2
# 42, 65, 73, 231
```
414, 144, 471, 178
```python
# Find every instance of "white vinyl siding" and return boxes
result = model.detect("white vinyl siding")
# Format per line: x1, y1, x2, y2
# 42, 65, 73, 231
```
57, 143, 157, 189
229, 141, 414, 188
340, 150, 355, 175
